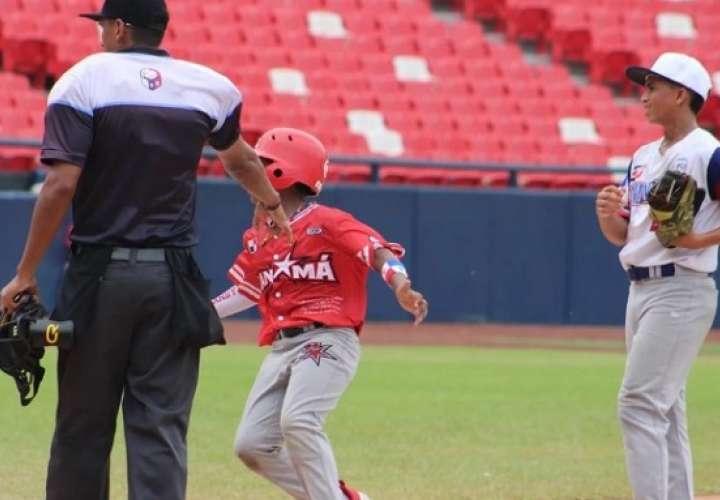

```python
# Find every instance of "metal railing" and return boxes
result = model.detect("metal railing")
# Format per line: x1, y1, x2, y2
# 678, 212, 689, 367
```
0, 138, 625, 187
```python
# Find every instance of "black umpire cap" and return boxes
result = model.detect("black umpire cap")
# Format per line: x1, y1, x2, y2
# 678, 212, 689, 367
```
80, 0, 169, 32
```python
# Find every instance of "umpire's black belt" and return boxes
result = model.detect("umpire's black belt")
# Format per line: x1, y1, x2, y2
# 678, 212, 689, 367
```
276, 322, 325, 340
110, 247, 166, 263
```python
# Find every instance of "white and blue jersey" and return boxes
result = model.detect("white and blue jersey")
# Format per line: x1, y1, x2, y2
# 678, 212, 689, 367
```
619, 128, 720, 272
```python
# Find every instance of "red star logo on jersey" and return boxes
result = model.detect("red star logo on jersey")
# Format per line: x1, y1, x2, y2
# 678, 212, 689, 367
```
296, 342, 338, 366
631, 165, 645, 180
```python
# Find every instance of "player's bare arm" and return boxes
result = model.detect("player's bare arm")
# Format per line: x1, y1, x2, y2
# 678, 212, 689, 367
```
217, 137, 293, 242
596, 185, 628, 247
673, 227, 720, 249
1, 162, 81, 312
373, 248, 428, 325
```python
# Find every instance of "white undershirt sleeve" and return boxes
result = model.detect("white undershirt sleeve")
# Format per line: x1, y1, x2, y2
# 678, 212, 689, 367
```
212, 286, 257, 318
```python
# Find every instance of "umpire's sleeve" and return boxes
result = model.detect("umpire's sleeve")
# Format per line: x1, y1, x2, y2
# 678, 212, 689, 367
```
208, 78, 243, 151
208, 103, 242, 151
41, 64, 93, 168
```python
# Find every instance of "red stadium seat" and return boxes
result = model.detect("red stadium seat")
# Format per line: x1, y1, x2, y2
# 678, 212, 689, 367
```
379, 167, 445, 185
2, 39, 55, 87
291, 51, 327, 72
407, 168, 449, 185
305, 70, 339, 91
236, 7, 274, 28
327, 164, 373, 184
376, 15, 415, 36
325, 53, 363, 73
360, 54, 394, 75
343, 12, 380, 33
358, 0, 401, 14
376, 95, 414, 114
276, 29, 316, 50
167, 23, 211, 46
330, 134, 369, 155
413, 18, 448, 40
548, 5, 590, 62
341, 91, 378, 110
461, 0, 505, 20
1, 12, 38, 38
2, 0, 717, 187
501, 0, 553, 45
518, 173, 555, 189
381, 35, 419, 55
324, 0, 362, 14
207, 25, 244, 46
443, 169, 486, 187
548, 174, 601, 190
55, 0, 96, 12
271, 8, 304, 28
0, 149, 37, 171
368, 76, 403, 95
402, 133, 440, 158
566, 144, 609, 167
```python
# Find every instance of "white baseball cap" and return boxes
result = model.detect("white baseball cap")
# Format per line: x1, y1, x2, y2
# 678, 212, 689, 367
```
626, 52, 712, 100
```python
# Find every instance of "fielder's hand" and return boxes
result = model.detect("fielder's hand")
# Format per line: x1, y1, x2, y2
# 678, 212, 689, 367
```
596, 185, 624, 219
253, 202, 294, 245
395, 280, 428, 326
1, 275, 38, 313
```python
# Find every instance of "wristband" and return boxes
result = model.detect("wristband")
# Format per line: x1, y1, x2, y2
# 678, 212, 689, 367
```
381, 259, 408, 287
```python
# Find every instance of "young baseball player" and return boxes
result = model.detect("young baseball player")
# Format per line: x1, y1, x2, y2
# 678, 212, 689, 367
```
596, 52, 719, 500
213, 127, 429, 500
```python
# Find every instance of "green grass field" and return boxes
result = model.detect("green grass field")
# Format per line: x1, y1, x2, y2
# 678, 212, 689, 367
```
1, 344, 719, 500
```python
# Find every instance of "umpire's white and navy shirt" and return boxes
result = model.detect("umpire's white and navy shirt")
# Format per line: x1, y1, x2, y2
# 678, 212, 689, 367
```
41, 47, 242, 247
619, 128, 720, 273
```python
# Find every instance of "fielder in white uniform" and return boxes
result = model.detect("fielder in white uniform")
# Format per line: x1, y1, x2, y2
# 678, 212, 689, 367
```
596, 52, 720, 500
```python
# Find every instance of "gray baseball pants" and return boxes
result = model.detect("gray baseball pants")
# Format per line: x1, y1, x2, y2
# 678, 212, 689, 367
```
233, 327, 360, 500
620, 270, 717, 500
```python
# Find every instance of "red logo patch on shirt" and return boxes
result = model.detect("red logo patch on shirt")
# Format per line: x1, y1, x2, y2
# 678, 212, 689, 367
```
295, 342, 338, 366
140, 68, 162, 90
631, 165, 645, 180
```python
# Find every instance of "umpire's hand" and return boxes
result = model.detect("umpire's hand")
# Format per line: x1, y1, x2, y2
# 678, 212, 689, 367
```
253, 202, 294, 245
1, 275, 38, 313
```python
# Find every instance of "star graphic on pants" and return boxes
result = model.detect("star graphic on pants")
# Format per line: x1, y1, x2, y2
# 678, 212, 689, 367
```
296, 342, 338, 367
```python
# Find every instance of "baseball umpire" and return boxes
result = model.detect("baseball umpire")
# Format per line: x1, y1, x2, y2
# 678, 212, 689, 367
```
0, 0, 291, 499
596, 52, 719, 500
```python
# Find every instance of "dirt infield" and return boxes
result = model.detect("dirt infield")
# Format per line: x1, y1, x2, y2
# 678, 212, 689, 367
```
223, 321, 720, 350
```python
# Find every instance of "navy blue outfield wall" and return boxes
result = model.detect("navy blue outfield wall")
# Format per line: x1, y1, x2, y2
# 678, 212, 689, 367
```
3, 180, 706, 327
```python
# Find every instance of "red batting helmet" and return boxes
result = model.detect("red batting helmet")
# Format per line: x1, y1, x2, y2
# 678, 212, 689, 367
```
255, 127, 329, 196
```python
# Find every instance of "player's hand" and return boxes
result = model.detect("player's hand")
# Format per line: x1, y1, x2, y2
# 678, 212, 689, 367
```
672, 232, 707, 249
394, 280, 428, 326
596, 185, 624, 219
1, 275, 38, 313
253, 202, 294, 246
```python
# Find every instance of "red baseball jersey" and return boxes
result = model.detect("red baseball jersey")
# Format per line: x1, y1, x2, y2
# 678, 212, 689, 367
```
228, 203, 404, 346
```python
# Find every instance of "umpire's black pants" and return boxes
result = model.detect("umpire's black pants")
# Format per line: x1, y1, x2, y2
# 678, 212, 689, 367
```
46, 251, 200, 500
